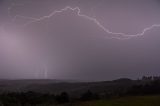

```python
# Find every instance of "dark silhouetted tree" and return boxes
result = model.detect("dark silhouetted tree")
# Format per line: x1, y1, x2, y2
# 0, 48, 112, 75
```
80, 90, 99, 101
56, 92, 69, 104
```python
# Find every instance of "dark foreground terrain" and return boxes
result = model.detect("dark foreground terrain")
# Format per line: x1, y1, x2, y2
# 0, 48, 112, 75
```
0, 78, 135, 97
0, 76, 159, 105
74, 95, 160, 106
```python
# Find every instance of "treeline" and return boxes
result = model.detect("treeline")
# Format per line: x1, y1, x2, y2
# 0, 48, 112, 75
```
0, 76, 160, 105
0, 90, 100, 105
127, 76, 160, 95
0, 91, 69, 105
141, 76, 160, 81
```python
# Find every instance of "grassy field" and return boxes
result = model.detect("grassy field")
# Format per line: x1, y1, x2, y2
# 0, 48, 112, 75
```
75, 95, 160, 106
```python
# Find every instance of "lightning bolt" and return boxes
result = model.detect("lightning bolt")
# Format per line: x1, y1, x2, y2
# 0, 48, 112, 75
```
2, 5, 160, 79
43, 63, 48, 79
9, 6, 160, 39
35, 63, 48, 79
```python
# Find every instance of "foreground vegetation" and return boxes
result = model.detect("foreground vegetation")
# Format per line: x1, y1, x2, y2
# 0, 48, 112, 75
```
77, 95, 160, 106
1, 95, 159, 106
0, 76, 160, 106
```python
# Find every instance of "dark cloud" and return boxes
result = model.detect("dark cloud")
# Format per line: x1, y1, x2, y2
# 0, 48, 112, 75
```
0, 0, 160, 80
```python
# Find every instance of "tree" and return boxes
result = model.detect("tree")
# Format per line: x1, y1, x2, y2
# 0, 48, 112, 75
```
56, 92, 69, 103
80, 90, 98, 101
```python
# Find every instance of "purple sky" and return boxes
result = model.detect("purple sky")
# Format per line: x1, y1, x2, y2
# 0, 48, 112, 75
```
0, 0, 160, 81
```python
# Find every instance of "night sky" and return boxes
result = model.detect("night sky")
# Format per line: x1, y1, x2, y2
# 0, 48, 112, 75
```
0, 0, 160, 81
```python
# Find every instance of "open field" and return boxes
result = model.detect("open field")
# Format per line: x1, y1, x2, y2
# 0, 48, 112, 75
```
76, 95, 160, 106
15, 95, 160, 106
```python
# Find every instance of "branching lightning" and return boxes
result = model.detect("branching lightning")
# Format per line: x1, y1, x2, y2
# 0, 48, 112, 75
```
9, 6, 160, 39
2, 4, 160, 79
